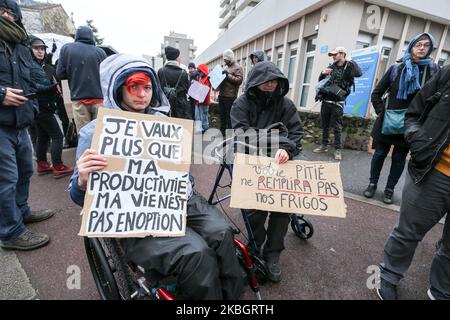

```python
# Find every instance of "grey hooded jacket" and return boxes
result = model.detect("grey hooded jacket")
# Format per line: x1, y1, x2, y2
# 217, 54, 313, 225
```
68, 54, 178, 205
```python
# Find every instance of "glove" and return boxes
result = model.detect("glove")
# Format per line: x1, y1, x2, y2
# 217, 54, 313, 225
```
222, 70, 228, 76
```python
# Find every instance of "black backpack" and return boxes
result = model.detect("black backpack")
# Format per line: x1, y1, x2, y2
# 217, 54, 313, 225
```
161, 69, 185, 116
65, 119, 78, 148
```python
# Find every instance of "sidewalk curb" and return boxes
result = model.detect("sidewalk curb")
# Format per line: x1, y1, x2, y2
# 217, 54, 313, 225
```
0, 248, 37, 300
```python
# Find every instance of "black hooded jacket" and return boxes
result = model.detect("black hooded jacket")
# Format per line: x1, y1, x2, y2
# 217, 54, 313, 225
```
56, 26, 107, 101
231, 61, 304, 158
404, 65, 450, 184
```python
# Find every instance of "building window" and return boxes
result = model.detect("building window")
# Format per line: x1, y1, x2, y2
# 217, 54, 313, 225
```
276, 46, 284, 69
306, 37, 316, 53
266, 49, 272, 62
356, 32, 373, 50
287, 41, 299, 86
175, 41, 180, 49
438, 51, 449, 68
299, 36, 317, 107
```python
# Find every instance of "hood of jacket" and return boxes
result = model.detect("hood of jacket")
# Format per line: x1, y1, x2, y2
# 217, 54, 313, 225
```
245, 61, 289, 98
249, 50, 265, 62
100, 53, 170, 115
197, 64, 209, 77
1, 0, 25, 29
75, 26, 95, 45
406, 32, 436, 59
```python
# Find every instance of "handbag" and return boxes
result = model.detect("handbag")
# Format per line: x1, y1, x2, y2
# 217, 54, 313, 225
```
381, 65, 428, 136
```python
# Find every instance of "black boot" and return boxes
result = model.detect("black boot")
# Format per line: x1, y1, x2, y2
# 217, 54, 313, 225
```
383, 188, 394, 204
363, 183, 377, 198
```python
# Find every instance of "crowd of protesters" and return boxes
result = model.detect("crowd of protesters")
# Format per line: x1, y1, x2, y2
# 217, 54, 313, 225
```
0, 0, 448, 300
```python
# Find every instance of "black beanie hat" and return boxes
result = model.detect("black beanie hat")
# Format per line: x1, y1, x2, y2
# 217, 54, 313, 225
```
165, 46, 180, 61
188, 62, 196, 69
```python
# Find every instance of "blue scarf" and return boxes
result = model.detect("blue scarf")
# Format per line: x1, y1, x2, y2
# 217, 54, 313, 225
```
397, 33, 435, 100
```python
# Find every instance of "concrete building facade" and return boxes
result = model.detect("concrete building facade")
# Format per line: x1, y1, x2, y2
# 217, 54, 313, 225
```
19, 0, 76, 37
219, 0, 263, 32
196, 0, 450, 112
161, 32, 197, 66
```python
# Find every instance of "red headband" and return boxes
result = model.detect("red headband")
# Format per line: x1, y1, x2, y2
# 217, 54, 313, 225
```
125, 72, 151, 95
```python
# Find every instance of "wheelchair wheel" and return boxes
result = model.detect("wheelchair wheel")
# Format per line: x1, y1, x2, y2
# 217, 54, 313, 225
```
84, 238, 136, 300
84, 238, 120, 300
251, 255, 269, 284
291, 215, 314, 240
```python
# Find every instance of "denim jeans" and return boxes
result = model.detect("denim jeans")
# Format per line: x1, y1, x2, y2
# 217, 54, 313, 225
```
369, 140, 409, 191
0, 127, 34, 241
195, 104, 209, 132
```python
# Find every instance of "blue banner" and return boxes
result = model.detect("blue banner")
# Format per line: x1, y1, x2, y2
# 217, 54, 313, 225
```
344, 47, 380, 117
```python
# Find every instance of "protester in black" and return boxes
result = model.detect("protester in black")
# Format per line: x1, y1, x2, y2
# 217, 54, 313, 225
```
29, 35, 74, 179
0, 0, 54, 251
314, 46, 362, 160
158, 46, 191, 120
364, 33, 437, 204
231, 61, 305, 283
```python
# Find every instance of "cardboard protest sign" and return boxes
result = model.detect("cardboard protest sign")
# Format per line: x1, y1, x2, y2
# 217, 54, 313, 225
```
209, 65, 226, 90
188, 80, 210, 103
230, 154, 347, 218
79, 107, 193, 238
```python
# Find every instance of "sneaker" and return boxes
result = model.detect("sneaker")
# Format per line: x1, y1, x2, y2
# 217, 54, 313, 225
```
376, 278, 398, 300
265, 260, 282, 283
334, 149, 342, 161
313, 145, 329, 153
53, 163, 74, 179
23, 209, 55, 224
363, 183, 377, 198
427, 289, 436, 300
0, 229, 49, 251
383, 189, 394, 205
37, 161, 53, 175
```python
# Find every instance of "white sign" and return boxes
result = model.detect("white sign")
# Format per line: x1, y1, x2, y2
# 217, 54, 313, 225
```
188, 80, 210, 103
209, 65, 226, 90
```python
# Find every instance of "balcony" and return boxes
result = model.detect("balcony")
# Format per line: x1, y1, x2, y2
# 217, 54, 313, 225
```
219, 4, 230, 18
220, 0, 230, 8
219, 9, 236, 29
236, 0, 260, 11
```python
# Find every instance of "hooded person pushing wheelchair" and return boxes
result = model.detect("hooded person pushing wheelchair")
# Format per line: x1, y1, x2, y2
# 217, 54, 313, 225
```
68, 54, 244, 300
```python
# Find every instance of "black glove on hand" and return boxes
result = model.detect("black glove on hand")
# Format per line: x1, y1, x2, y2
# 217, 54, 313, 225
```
222, 70, 229, 76
52, 41, 57, 54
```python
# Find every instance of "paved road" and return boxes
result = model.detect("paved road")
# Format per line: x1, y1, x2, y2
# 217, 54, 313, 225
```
1, 147, 443, 300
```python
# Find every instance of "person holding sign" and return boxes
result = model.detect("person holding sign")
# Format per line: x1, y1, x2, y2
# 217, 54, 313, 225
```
193, 64, 211, 133
365, 33, 437, 204
68, 54, 243, 300
231, 61, 305, 283
218, 49, 243, 135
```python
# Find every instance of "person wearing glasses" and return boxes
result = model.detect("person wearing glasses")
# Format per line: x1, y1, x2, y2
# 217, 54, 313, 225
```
364, 33, 438, 205
0, 0, 55, 251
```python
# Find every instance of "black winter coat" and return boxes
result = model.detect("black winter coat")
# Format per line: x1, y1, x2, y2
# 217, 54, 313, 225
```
0, 41, 40, 129
56, 27, 107, 101
405, 65, 450, 184
231, 62, 304, 159
371, 63, 436, 148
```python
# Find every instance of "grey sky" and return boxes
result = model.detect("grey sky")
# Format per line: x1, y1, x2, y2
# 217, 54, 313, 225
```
53, 0, 221, 58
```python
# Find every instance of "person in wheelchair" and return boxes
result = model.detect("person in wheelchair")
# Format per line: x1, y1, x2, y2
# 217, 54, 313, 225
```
68, 54, 244, 300
230, 61, 305, 283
